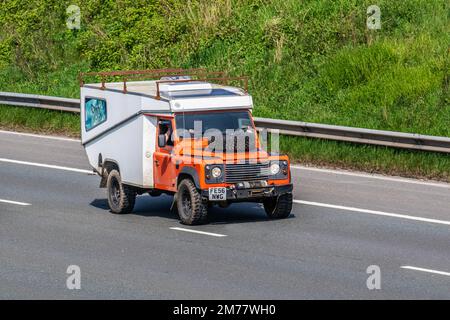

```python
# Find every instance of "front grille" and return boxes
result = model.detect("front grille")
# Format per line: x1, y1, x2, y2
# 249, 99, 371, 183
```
225, 162, 269, 183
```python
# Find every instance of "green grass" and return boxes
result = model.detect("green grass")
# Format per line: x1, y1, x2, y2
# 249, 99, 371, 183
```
0, 105, 80, 136
0, 0, 449, 180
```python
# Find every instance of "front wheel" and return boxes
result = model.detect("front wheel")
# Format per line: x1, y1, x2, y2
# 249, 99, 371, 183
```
106, 169, 136, 214
176, 179, 208, 225
263, 193, 293, 219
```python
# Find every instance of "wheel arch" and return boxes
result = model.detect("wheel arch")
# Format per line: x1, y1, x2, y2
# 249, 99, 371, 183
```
103, 158, 120, 173
177, 166, 200, 189
100, 159, 120, 188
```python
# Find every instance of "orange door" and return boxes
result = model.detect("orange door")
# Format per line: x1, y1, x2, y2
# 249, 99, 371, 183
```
153, 117, 177, 191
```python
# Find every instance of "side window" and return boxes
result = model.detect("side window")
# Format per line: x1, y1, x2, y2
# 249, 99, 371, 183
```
158, 119, 174, 147
85, 98, 107, 131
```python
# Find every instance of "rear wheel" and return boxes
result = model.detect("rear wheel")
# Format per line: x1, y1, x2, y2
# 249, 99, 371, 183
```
106, 169, 136, 214
263, 193, 293, 219
176, 179, 208, 225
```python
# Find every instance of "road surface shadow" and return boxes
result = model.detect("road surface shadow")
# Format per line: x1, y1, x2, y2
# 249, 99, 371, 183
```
207, 203, 295, 225
90, 194, 295, 225
90, 195, 178, 221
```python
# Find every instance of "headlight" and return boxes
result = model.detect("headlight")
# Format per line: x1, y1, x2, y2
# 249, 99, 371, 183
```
270, 163, 280, 175
211, 167, 222, 178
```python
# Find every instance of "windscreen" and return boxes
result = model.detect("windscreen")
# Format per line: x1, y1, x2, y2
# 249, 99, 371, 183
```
175, 111, 253, 134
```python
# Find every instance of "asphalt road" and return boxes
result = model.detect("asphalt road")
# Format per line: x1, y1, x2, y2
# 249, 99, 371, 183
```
0, 130, 449, 299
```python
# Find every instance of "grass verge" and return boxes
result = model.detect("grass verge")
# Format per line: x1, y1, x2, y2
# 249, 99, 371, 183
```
0, 105, 80, 137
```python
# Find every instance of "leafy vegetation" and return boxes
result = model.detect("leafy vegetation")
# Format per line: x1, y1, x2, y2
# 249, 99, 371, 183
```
0, 0, 449, 180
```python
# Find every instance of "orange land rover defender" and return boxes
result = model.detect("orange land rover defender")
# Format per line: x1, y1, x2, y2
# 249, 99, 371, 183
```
80, 69, 293, 225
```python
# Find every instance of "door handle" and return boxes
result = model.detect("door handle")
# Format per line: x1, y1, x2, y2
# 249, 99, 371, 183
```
155, 159, 160, 166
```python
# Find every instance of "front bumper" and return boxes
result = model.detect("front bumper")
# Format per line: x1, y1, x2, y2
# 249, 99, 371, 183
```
201, 183, 293, 202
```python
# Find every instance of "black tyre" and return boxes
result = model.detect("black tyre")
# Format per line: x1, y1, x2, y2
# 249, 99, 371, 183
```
263, 193, 293, 219
176, 179, 208, 225
106, 169, 136, 214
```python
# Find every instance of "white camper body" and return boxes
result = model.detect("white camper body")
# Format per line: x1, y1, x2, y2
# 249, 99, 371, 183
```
80, 79, 253, 188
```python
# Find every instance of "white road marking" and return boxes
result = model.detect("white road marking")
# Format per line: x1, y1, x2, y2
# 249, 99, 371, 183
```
0, 158, 93, 174
170, 227, 227, 237
0, 130, 79, 142
0, 198, 31, 206
401, 266, 450, 277
294, 200, 450, 226
291, 165, 450, 189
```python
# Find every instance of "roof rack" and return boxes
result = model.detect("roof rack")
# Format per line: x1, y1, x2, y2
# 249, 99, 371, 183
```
78, 68, 249, 97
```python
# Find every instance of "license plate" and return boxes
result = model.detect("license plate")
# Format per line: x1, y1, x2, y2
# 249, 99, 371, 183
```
208, 187, 227, 201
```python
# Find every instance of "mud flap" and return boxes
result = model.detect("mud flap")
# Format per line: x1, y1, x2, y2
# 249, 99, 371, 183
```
170, 193, 177, 212
99, 169, 108, 188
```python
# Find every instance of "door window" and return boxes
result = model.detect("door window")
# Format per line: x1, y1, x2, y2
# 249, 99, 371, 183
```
158, 119, 174, 147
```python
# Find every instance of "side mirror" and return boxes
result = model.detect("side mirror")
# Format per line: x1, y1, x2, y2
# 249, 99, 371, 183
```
158, 134, 167, 148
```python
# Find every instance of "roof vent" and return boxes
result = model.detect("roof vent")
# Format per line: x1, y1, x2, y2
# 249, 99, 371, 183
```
159, 81, 213, 93
159, 75, 192, 81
